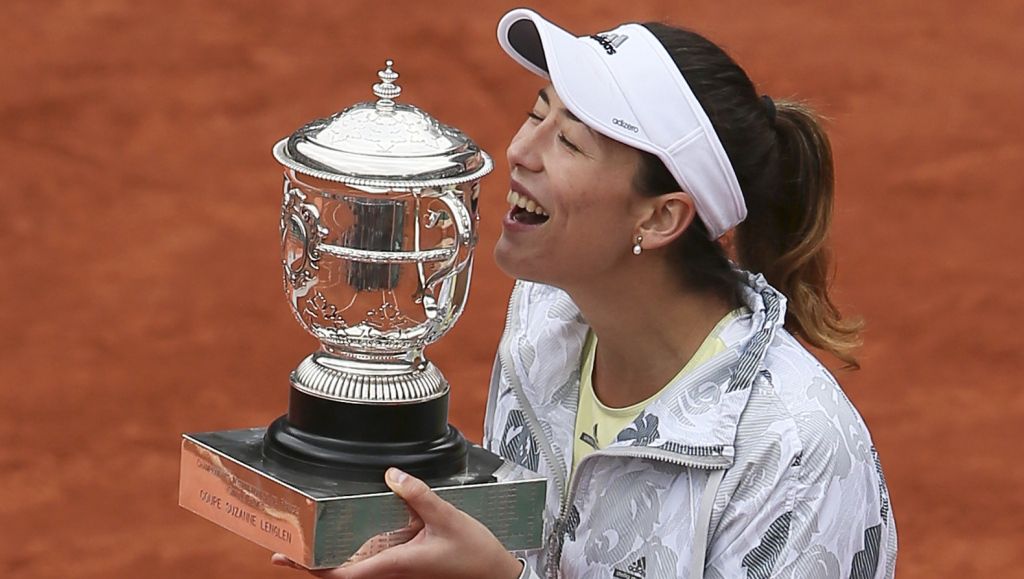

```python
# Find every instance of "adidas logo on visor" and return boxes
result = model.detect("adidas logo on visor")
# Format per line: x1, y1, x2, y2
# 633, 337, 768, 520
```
589, 32, 628, 55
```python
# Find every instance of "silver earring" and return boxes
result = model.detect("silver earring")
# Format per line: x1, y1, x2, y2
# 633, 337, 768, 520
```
632, 234, 643, 255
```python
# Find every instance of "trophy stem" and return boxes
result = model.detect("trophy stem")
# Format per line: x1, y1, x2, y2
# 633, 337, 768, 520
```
290, 350, 448, 403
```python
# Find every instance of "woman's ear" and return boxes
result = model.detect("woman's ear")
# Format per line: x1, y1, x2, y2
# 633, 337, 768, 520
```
636, 192, 698, 250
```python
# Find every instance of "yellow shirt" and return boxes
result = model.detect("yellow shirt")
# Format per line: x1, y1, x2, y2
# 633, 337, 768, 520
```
572, 310, 741, 474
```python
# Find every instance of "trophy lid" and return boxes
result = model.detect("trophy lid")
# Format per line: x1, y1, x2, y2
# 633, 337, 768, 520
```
273, 60, 493, 190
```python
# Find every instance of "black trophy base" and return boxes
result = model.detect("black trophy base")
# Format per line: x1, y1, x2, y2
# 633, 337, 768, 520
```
262, 387, 469, 483
263, 416, 469, 483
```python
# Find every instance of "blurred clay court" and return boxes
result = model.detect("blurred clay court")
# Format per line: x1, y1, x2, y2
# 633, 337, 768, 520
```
2, 1, 1021, 577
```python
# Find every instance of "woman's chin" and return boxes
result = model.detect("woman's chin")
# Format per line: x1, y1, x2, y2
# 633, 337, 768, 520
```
492, 239, 520, 277
494, 239, 541, 282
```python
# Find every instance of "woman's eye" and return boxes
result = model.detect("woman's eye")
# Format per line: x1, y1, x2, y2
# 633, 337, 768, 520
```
525, 111, 581, 154
558, 133, 581, 153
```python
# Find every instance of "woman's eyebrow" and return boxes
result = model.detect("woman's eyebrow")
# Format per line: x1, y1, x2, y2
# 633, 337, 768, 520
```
563, 109, 585, 125
538, 87, 595, 134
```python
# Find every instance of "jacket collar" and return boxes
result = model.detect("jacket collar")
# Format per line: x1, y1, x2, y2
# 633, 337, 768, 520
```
507, 271, 787, 466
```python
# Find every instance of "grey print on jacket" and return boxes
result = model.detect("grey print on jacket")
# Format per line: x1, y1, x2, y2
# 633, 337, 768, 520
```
483, 273, 897, 578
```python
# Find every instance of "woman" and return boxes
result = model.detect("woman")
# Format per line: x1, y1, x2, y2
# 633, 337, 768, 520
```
273, 8, 897, 578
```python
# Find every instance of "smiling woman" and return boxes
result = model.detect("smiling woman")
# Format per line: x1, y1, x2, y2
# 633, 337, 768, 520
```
273, 7, 898, 579
495, 86, 651, 290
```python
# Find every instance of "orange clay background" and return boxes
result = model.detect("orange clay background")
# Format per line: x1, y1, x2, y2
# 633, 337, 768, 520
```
1, 1, 1021, 577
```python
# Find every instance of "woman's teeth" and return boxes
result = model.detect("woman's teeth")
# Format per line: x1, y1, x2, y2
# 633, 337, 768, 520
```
506, 190, 548, 216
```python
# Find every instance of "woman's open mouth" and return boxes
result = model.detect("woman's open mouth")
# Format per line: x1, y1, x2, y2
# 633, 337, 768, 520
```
506, 190, 549, 225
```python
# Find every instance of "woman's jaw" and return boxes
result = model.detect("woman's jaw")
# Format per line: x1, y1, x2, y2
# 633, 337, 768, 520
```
496, 180, 551, 280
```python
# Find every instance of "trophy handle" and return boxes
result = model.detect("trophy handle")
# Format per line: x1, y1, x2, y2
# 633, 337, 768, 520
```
417, 187, 474, 319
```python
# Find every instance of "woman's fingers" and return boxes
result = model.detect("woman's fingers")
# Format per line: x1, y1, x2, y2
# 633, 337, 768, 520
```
384, 467, 457, 527
328, 547, 412, 579
272, 553, 339, 577
271, 551, 403, 579
271, 470, 466, 578
270, 553, 304, 570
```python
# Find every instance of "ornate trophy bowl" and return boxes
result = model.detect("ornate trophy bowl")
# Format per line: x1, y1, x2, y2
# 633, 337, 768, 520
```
178, 61, 545, 569
265, 61, 490, 481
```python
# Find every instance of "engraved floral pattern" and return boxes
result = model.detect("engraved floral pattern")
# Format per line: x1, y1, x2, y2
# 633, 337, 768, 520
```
302, 291, 349, 330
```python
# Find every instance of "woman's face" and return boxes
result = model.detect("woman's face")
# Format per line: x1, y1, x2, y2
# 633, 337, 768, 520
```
494, 84, 649, 288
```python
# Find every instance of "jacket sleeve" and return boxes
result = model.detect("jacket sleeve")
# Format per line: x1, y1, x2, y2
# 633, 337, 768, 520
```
703, 415, 897, 578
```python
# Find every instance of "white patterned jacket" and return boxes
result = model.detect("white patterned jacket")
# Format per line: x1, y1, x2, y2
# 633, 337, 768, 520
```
483, 273, 897, 578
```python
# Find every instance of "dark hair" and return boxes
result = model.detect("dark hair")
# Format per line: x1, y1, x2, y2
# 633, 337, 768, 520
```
637, 22, 863, 368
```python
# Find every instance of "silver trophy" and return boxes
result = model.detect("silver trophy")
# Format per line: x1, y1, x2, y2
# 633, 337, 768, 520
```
178, 61, 545, 569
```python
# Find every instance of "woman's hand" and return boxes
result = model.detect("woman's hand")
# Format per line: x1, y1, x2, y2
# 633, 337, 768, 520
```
271, 467, 524, 579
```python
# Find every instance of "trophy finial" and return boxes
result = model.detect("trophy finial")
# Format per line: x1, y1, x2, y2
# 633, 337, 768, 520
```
373, 59, 402, 112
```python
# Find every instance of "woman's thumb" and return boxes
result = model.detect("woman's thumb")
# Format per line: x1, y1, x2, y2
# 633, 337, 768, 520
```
385, 467, 455, 524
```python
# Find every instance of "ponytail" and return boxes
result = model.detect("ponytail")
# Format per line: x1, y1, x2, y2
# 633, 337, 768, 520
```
736, 101, 863, 368
640, 22, 864, 369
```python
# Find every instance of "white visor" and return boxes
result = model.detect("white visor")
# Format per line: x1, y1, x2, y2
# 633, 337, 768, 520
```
497, 8, 746, 239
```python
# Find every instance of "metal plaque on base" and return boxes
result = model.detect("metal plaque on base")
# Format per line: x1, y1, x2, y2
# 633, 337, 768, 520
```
179, 429, 545, 569
178, 60, 546, 569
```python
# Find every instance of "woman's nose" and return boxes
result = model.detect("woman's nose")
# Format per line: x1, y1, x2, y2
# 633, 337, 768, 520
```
506, 123, 543, 174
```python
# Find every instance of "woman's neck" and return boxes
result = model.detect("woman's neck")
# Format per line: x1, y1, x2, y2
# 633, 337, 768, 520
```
567, 265, 733, 408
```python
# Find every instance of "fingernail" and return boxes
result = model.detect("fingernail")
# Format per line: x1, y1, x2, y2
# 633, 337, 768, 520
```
387, 467, 408, 486
270, 553, 288, 566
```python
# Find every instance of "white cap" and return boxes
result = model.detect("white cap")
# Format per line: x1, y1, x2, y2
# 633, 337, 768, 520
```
497, 8, 746, 239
